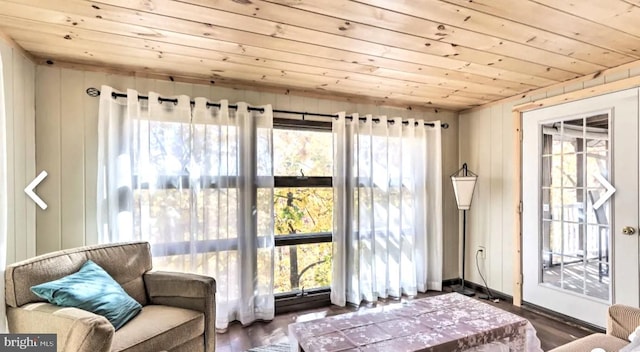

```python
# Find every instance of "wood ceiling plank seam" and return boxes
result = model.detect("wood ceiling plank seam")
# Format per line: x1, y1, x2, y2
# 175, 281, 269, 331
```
16, 37, 492, 106
371, 67, 522, 96
531, 0, 640, 39
79, 0, 570, 83
0, 16, 519, 97
294, 0, 634, 67
175, 0, 604, 75
439, 0, 640, 60
0, 0, 553, 89
1, 25, 507, 102
25, 47, 473, 110
42, 59, 463, 111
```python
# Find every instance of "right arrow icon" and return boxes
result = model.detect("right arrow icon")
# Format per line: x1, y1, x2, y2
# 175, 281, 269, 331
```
24, 170, 48, 210
593, 173, 615, 210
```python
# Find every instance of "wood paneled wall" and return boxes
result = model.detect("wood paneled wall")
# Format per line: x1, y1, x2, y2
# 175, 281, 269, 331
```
459, 64, 640, 296
0, 38, 36, 264
34, 66, 461, 280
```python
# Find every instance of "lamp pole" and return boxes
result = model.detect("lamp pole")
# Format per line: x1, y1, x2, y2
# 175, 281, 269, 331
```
451, 163, 477, 296
459, 207, 474, 296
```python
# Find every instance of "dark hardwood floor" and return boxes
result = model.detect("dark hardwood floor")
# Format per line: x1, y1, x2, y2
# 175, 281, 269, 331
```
215, 286, 599, 352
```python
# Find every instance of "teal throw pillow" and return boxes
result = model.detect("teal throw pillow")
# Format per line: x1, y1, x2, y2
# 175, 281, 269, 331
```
30, 259, 141, 330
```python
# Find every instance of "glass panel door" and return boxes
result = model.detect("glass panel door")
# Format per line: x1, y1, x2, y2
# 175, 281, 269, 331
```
522, 87, 639, 327
540, 115, 610, 301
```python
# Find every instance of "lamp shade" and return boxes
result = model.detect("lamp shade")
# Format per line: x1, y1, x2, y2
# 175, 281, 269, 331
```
451, 163, 478, 210
451, 175, 477, 210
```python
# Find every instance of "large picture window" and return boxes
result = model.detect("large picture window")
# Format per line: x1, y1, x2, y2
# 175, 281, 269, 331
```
130, 116, 334, 301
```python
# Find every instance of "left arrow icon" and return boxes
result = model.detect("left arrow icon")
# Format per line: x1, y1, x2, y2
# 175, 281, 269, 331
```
25, 171, 48, 210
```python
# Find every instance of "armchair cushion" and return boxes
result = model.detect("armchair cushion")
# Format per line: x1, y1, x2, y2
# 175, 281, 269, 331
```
30, 260, 142, 330
111, 305, 203, 352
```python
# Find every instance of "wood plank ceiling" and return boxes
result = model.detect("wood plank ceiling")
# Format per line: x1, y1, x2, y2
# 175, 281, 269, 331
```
1, 0, 640, 111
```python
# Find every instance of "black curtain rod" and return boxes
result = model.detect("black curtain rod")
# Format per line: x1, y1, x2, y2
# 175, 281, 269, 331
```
86, 87, 449, 129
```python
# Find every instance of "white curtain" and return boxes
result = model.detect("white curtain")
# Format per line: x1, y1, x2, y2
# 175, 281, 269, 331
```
97, 87, 138, 242
0, 51, 8, 332
331, 113, 442, 306
97, 85, 275, 330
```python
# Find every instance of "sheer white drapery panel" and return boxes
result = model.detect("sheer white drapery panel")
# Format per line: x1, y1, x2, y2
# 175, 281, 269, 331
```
189, 99, 275, 329
331, 113, 443, 305
424, 123, 443, 292
97, 85, 275, 330
97, 86, 138, 242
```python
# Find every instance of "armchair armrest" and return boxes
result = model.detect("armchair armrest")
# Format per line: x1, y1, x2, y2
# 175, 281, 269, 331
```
7, 303, 114, 352
143, 271, 216, 352
607, 304, 640, 340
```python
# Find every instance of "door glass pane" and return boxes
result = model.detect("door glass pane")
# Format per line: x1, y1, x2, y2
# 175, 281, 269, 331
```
541, 154, 564, 188
540, 114, 610, 301
587, 152, 609, 187
541, 220, 561, 269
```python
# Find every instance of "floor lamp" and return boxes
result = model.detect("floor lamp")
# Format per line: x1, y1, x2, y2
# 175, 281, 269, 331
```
451, 163, 478, 296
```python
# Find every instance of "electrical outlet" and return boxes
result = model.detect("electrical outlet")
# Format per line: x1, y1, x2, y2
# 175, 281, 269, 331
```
478, 246, 486, 259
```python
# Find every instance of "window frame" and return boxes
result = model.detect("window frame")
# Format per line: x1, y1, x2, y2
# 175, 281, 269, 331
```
272, 118, 333, 311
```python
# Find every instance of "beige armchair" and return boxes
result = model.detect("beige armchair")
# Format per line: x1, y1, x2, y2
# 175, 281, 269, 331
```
550, 304, 640, 352
5, 241, 216, 352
